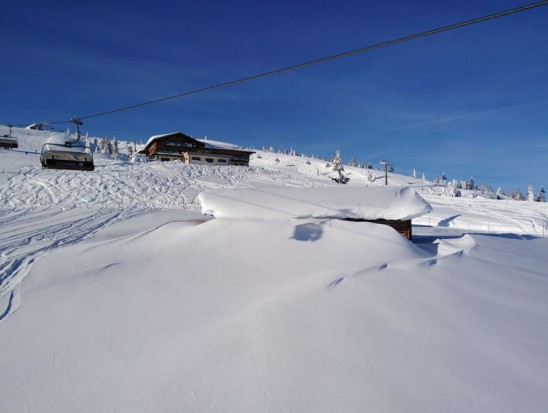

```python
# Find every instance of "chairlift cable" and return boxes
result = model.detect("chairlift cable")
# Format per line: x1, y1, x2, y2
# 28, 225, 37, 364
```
39, 0, 548, 125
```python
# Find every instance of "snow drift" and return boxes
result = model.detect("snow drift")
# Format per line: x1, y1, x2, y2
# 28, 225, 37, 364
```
199, 185, 432, 220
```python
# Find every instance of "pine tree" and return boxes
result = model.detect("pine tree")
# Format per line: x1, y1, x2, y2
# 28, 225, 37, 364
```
538, 187, 546, 202
468, 177, 475, 190
112, 137, 119, 160
348, 157, 357, 167
496, 187, 504, 200
527, 185, 535, 202
99, 137, 108, 154
508, 189, 524, 201
447, 179, 457, 197
330, 150, 349, 184
441, 173, 447, 186
127, 142, 134, 160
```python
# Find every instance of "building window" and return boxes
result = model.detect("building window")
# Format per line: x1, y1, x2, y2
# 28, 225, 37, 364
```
217, 159, 227, 163
205, 158, 214, 163
191, 156, 201, 161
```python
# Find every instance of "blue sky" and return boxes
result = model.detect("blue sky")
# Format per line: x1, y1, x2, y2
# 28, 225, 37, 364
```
1, 0, 547, 193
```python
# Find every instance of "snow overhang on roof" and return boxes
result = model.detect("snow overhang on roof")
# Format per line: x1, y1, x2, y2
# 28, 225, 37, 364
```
142, 132, 192, 149
199, 186, 432, 220
197, 138, 254, 153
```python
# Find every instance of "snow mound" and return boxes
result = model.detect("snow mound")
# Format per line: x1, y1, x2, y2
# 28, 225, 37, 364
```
199, 185, 432, 221
435, 234, 477, 256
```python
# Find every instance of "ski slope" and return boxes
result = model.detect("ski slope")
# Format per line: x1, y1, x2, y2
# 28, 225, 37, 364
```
1, 127, 548, 412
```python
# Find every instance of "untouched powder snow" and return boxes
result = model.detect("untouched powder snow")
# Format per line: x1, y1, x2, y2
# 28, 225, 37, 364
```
2, 212, 547, 413
1, 127, 548, 412
199, 185, 432, 220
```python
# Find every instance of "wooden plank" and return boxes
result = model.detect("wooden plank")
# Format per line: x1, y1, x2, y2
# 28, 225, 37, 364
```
344, 218, 412, 240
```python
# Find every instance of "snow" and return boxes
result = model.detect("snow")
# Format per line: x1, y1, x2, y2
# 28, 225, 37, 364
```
143, 131, 184, 148
1, 127, 548, 412
41, 135, 90, 154
199, 185, 432, 220
197, 137, 251, 151
141, 131, 251, 152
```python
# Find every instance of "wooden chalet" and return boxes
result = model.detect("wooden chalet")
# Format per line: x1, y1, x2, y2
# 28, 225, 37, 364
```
139, 132, 254, 166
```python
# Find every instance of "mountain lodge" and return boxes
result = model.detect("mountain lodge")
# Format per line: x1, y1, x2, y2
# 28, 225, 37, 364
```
139, 132, 254, 166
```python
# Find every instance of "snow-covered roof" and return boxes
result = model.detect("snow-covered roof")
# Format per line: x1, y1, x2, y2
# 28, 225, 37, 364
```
199, 186, 432, 220
143, 132, 192, 148
197, 138, 253, 152
142, 132, 252, 153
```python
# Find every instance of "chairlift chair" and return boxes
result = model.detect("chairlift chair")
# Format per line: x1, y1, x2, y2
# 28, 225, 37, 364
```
40, 118, 95, 171
0, 125, 18, 149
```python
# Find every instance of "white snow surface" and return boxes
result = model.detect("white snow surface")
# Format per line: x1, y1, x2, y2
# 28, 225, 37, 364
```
199, 185, 432, 220
141, 131, 250, 151
1, 127, 548, 413
42, 135, 90, 153
198, 137, 251, 151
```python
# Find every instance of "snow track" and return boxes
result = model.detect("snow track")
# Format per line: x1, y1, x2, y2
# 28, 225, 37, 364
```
0, 206, 150, 319
0, 157, 319, 211
416, 194, 548, 236
0, 158, 321, 320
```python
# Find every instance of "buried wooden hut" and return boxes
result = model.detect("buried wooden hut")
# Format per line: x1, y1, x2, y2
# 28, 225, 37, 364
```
198, 185, 432, 240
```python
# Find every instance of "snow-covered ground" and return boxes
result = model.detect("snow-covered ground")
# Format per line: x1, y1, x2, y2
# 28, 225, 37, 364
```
1, 127, 548, 412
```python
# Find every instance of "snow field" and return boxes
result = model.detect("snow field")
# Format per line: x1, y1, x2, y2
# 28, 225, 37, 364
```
1, 126, 548, 412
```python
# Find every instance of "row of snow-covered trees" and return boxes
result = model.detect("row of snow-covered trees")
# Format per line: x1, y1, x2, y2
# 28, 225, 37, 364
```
86, 137, 141, 161
431, 173, 545, 202
93, 137, 120, 159
260, 146, 380, 170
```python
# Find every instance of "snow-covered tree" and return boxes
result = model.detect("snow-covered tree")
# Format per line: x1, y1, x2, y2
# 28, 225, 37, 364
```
496, 187, 505, 200
99, 137, 108, 154
527, 185, 535, 202
446, 179, 459, 197
507, 189, 524, 201
538, 187, 546, 202
478, 183, 492, 193
348, 157, 357, 167
330, 150, 349, 184
112, 137, 119, 160
467, 177, 475, 190
332, 151, 343, 171
127, 142, 134, 160
106, 140, 113, 155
